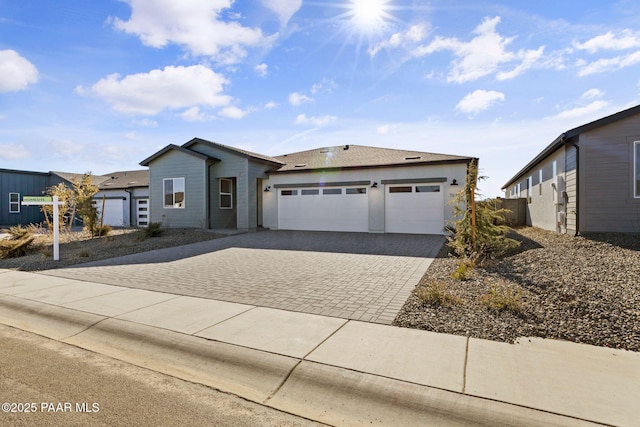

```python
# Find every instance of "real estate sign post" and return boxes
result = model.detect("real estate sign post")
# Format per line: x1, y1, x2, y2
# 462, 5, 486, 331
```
21, 196, 65, 261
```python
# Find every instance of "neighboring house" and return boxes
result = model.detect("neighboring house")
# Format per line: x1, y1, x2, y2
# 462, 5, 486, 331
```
502, 104, 640, 234
0, 168, 63, 226
140, 138, 474, 235
0, 168, 149, 228
94, 170, 149, 227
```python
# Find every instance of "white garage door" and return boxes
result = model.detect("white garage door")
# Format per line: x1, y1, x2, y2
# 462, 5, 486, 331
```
278, 186, 368, 232
97, 199, 125, 227
385, 184, 444, 234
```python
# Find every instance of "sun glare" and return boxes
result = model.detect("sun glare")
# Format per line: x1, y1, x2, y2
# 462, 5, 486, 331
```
349, 0, 389, 32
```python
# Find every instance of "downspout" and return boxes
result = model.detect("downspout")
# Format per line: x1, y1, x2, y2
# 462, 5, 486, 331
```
565, 140, 580, 236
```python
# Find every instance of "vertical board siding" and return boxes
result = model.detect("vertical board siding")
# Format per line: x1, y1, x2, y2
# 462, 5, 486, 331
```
565, 146, 578, 233
0, 171, 51, 226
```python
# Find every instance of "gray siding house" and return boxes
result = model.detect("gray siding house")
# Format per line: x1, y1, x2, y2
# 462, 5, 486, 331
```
0, 168, 59, 226
502, 104, 640, 234
141, 138, 474, 235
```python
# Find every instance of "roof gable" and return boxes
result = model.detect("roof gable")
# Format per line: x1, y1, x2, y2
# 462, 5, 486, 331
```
272, 144, 472, 173
183, 137, 284, 166
139, 144, 220, 166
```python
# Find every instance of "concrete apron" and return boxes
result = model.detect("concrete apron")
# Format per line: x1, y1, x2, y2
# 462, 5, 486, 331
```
2, 295, 635, 427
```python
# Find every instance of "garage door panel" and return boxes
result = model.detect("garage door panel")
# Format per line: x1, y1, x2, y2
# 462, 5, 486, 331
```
278, 188, 368, 232
97, 199, 124, 227
385, 185, 444, 235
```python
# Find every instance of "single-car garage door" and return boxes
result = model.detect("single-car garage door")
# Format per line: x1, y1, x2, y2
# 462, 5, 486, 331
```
278, 186, 368, 232
385, 184, 444, 234
96, 199, 125, 227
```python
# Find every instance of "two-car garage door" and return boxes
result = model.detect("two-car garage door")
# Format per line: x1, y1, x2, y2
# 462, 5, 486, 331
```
277, 183, 444, 234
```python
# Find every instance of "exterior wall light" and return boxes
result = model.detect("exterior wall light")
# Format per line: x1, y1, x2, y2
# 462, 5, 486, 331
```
264, 186, 271, 192
451, 179, 458, 186
371, 182, 378, 188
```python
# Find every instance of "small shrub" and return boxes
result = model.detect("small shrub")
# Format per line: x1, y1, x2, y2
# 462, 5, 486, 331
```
479, 285, 523, 314
451, 258, 475, 281
94, 225, 112, 237
417, 281, 462, 307
5, 225, 31, 240
0, 236, 35, 259
144, 222, 163, 238
77, 249, 92, 258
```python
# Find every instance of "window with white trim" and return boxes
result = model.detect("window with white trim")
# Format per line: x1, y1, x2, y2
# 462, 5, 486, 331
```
635, 141, 640, 198
9, 193, 20, 213
163, 178, 185, 208
220, 178, 232, 209
538, 169, 543, 196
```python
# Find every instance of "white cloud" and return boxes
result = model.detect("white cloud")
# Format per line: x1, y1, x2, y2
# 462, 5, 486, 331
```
411, 16, 544, 83
573, 30, 640, 53
132, 118, 158, 127
0, 143, 30, 159
124, 132, 142, 140
581, 88, 604, 100
180, 106, 207, 122
82, 65, 231, 115
577, 50, 640, 76
254, 63, 268, 77
111, 0, 272, 64
0, 50, 38, 92
550, 100, 609, 120
50, 140, 84, 157
0, 114, 6, 121
260, 0, 302, 26
369, 24, 428, 57
456, 90, 505, 114
288, 92, 313, 106
264, 101, 278, 109
377, 125, 391, 134
295, 114, 337, 127
219, 106, 248, 119
310, 79, 337, 95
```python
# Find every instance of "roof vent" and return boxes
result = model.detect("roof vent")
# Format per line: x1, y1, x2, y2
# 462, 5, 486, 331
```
294, 164, 307, 168
404, 156, 421, 160
319, 149, 330, 153
343, 145, 350, 150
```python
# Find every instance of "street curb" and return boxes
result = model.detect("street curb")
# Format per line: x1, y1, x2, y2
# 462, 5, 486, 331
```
0, 297, 607, 427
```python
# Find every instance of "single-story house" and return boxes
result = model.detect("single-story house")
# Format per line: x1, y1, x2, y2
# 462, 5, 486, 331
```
93, 170, 149, 227
140, 138, 475, 235
1, 169, 149, 228
502, 104, 640, 234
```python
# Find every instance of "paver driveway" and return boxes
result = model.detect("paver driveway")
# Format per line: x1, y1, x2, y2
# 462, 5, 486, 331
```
41, 231, 444, 324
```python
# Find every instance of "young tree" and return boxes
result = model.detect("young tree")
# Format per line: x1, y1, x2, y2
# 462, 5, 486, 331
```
71, 173, 99, 237
41, 183, 73, 232
448, 159, 519, 264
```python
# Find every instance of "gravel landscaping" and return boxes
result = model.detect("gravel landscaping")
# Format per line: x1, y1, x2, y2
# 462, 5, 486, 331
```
394, 227, 640, 352
0, 227, 225, 271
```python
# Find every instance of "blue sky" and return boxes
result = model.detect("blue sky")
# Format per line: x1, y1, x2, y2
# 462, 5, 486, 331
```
2, 0, 640, 197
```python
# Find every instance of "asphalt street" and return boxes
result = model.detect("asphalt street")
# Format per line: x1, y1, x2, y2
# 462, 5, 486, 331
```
0, 324, 324, 427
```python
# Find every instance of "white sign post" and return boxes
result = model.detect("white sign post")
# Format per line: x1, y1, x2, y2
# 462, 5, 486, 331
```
21, 195, 66, 261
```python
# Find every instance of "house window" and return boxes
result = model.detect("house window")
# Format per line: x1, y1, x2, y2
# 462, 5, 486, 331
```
416, 185, 440, 193
220, 178, 233, 209
389, 186, 412, 193
9, 193, 20, 213
281, 190, 297, 196
163, 178, 185, 208
346, 188, 366, 194
539, 169, 543, 196
323, 188, 342, 195
635, 142, 640, 197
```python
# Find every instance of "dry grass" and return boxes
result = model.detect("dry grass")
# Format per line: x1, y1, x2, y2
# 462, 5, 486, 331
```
0, 227, 225, 272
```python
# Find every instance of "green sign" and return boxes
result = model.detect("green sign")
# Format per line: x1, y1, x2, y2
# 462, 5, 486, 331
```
23, 196, 53, 203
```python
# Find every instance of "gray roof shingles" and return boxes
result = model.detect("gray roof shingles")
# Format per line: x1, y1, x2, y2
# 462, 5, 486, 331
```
272, 144, 472, 173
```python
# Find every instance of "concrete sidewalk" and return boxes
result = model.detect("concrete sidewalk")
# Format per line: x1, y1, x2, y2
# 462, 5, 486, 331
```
1, 268, 638, 426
